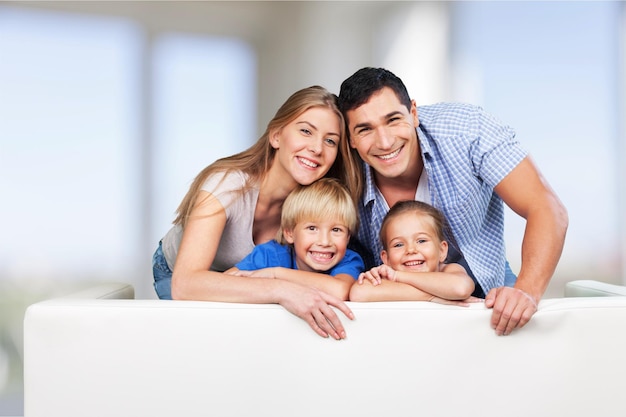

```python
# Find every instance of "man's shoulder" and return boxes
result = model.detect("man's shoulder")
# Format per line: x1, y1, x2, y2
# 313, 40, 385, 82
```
417, 102, 485, 137
417, 102, 483, 121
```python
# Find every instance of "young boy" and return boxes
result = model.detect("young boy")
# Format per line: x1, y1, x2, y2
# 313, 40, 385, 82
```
350, 200, 475, 304
226, 178, 364, 301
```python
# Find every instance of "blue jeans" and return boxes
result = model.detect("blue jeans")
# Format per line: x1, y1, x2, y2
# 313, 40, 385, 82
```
152, 241, 172, 300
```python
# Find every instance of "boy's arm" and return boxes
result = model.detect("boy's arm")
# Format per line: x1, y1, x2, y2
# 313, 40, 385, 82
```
273, 269, 354, 301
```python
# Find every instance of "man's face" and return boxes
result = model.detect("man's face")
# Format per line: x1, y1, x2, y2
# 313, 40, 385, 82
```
345, 87, 420, 180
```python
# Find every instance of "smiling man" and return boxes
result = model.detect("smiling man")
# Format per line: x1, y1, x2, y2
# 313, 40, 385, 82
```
338, 67, 568, 335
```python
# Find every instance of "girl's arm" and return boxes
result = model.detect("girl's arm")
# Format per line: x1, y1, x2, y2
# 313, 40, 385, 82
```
349, 279, 472, 306
390, 264, 475, 300
171, 191, 354, 339
354, 263, 475, 301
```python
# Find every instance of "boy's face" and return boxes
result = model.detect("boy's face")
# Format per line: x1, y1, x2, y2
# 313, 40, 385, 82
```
283, 218, 350, 273
381, 212, 448, 273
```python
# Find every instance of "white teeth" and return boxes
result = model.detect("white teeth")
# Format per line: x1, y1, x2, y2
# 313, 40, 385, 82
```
311, 252, 333, 259
298, 157, 319, 168
405, 260, 424, 266
378, 148, 401, 160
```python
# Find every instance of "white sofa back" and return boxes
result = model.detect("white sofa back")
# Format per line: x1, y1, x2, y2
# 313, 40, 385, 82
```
23, 282, 626, 417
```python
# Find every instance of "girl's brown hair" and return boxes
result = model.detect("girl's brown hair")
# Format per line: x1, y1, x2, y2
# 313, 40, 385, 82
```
380, 200, 447, 250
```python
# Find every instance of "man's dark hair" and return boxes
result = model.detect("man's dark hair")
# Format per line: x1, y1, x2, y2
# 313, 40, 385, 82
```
338, 67, 412, 115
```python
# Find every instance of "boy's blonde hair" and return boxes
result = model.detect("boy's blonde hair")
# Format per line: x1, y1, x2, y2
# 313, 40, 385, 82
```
277, 178, 358, 245
380, 200, 447, 250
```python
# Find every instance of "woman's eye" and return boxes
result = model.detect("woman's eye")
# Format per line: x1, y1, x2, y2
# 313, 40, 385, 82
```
300, 128, 312, 135
324, 138, 337, 146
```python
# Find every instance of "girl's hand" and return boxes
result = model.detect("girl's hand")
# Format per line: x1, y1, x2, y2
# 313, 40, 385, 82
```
429, 295, 483, 307
357, 264, 398, 285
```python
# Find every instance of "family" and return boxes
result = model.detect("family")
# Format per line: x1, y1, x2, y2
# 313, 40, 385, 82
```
152, 67, 569, 339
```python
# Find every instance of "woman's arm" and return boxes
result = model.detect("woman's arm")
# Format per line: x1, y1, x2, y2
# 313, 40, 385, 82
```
171, 191, 354, 339
226, 267, 353, 301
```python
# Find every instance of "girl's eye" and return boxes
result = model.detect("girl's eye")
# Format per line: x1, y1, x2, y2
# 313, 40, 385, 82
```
324, 138, 337, 147
332, 227, 345, 233
306, 225, 317, 231
392, 242, 404, 248
417, 239, 427, 244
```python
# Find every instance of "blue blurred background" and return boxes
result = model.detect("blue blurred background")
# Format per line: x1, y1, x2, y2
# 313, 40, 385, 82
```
1, 1, 624, 414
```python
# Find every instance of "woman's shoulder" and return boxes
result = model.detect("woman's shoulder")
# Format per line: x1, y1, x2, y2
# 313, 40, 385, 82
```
201, 169, 250, 193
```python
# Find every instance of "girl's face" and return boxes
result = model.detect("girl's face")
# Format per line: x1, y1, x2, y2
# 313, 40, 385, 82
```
283, 217, 350, 273
381, 212, 448, 273
270, 107, 341, 186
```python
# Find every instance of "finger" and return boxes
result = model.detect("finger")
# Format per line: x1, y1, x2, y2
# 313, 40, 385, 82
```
484, 287, 498, 308
303, 311, 329, 338
313, 308, 343, 340
357, 273, 365, 284
322, 292, 355, 321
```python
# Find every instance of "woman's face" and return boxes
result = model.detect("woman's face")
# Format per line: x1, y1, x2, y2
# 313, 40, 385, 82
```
270, 107, 341, 186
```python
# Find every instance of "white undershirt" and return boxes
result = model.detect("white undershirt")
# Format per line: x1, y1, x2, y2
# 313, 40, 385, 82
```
414, 168, 430, 203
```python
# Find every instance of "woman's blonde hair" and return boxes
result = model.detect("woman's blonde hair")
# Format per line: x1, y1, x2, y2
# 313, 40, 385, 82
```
173, 85, 361, 227
277, 178, 358, 245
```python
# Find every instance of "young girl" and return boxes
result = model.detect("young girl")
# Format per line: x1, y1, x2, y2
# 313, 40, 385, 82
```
152, 86, 360, 339
349, 200, 476, 304
226, 178, 364, 301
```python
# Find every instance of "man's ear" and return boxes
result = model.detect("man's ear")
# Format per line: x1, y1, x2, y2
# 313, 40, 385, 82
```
411, 99, 419, 126
283, 228, 295, 244
439, 241, 449, 263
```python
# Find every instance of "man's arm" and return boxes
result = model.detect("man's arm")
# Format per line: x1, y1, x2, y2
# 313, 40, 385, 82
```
487, 156, 569, 335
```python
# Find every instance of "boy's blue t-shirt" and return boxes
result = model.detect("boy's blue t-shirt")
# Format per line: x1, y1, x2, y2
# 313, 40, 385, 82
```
235, 240, 364, 280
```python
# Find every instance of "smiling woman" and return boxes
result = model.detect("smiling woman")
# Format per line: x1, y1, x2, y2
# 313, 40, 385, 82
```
152, 85, 362, 340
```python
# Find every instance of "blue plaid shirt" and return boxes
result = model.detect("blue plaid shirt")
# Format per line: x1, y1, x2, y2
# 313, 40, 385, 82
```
355, 103, 527, 293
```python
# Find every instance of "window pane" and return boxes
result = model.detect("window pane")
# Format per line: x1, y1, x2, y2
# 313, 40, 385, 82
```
151, 34, 256, 243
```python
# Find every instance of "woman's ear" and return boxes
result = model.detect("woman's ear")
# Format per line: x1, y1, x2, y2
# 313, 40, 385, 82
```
439, 240, 449, 263
270, 128, 281, 149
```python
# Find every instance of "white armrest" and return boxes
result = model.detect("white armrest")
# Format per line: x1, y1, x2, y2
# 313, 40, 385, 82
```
564, 279, 626, 297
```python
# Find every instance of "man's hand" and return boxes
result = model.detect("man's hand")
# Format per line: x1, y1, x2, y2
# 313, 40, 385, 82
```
484, 287, 538, 335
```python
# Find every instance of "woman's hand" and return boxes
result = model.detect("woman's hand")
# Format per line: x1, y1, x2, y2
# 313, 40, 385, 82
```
278, 283, 354, 340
